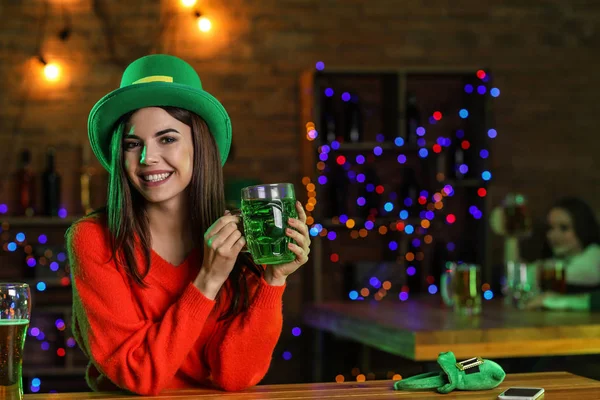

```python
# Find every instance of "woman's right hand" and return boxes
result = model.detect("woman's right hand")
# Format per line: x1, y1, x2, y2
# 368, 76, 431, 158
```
194, 211, 246, 299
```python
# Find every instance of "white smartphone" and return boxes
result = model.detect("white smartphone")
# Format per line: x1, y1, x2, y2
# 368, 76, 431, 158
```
498, 387, 544, 400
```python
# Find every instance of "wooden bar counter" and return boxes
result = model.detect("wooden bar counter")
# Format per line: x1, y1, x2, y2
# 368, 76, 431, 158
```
303, 299, 600, 360
23, 372, 600, 399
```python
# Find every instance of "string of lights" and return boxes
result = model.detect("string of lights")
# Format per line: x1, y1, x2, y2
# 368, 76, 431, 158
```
304, 64, 500, 303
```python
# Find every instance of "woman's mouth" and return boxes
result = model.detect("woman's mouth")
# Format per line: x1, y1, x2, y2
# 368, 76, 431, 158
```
141, 172, 173, 187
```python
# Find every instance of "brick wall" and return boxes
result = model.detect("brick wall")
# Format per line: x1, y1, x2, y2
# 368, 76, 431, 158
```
1, 0, 600, 383
2, 0, 599, 220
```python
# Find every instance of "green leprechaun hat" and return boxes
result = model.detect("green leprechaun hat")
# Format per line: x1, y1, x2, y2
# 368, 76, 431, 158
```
87, 54, 231, 172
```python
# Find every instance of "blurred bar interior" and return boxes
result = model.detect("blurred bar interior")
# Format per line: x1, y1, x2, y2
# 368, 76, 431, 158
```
1, 0, 599, 395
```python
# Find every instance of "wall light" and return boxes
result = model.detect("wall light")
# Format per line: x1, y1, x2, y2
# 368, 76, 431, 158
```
197, 15, 212, 32
37, 56, 61, 82
181, 0, 197, 7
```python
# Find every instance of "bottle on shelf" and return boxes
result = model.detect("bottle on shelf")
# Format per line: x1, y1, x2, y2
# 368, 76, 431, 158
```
435, 146, 447, 182
398, 167, 419, 215
42, 147, 61, 217
405, 91, 421, 147
359, 166, 381, 220
320, 92, 338, 145
327, 162, 349, 218
16, 149, 36, 216
80, 145, 94, 215
343, 93, 363, 143
447, 130, 466, 181
342, 261, 357, 299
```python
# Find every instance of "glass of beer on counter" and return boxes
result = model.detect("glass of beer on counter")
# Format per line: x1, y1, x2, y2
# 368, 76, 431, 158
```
441, 262, 482, 316
0, 283, 31, 400
539, 259, 566, 294
504, 262, 540, 309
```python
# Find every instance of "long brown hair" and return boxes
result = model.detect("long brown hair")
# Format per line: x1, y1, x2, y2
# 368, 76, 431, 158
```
100, 106, 262, 319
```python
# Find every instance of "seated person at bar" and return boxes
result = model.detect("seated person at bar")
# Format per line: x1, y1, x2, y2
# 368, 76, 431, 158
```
66, 55, 311, 395
526, 197, 600, 311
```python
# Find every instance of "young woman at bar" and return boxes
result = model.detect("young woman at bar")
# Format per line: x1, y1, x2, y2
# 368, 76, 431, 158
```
67, 54, 311, 395
526, 197, 600, 311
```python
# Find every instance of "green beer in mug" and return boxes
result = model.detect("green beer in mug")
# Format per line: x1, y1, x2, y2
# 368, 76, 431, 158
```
238, 183, 298, 265
0, 283, 31, 400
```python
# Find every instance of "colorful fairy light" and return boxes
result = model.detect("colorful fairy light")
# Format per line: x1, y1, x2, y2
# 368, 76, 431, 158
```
299, 68, 499, 316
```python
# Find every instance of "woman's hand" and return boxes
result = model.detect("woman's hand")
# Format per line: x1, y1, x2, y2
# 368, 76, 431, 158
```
523, 292, 555, 310
264, 201, 311, 286
194, 211, 246, 299
525, 292, 591, 311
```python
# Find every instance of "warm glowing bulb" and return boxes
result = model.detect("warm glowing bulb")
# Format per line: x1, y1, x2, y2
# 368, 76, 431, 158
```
197, 17, 212, 32
44, 63, 60, 81
181, 0, 197, 7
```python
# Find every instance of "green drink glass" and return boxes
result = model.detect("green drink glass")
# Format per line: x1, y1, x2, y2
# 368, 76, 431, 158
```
236, 183, 298, 265
0, 283, 31, 400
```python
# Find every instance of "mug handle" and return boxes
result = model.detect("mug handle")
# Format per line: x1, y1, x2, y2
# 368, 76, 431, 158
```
229, 209, 250, 253
440, 263, 454, 307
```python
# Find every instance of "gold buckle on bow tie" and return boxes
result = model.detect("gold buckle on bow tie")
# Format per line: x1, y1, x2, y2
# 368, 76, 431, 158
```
456, 357, 484, 371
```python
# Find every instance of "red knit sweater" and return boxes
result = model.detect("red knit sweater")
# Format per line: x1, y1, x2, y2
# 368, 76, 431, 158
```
67, 216, 285, 395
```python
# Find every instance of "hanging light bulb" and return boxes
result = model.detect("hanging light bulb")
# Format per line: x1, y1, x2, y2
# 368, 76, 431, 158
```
37, 56, 60, 81
44, 64, 60, 81
181, 0, 197, 7
197, 16, 212, 32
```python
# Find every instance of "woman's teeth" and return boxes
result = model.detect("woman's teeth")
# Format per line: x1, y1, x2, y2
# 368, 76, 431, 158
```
143, 173, 172, 182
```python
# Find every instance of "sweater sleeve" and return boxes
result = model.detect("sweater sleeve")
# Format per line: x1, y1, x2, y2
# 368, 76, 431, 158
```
204, 276, 285, 391
68, 220, 216, 395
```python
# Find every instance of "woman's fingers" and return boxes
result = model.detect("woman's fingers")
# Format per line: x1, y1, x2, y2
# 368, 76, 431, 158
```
205, 216, 240, 241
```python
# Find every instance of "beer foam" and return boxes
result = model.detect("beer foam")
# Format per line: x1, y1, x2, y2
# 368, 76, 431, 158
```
0, 319, 29, 325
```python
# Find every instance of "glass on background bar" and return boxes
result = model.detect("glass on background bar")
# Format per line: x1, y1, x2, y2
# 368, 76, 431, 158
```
0, 283, 31, 400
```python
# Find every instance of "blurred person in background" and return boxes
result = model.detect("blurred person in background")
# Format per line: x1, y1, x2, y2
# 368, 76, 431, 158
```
526, 196, 600, 311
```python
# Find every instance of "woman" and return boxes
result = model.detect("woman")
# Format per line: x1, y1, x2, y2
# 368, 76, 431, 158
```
526, 197, 600, 311
67, 54, 311, 395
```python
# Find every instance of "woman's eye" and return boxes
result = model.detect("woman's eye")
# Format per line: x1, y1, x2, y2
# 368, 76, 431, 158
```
161, 136, 176, 144
124, 141, 140, 150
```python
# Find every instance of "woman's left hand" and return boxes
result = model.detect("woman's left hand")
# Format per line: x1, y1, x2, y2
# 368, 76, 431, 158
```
523, 292, 554, 310
525, 292, 590, 311
264, 201, 311, 286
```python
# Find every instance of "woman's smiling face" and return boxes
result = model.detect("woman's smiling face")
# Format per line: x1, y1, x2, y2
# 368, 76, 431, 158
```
122, 107, 194, 205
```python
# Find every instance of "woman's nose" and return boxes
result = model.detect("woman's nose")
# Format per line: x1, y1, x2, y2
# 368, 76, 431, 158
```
140, 145, 159, 165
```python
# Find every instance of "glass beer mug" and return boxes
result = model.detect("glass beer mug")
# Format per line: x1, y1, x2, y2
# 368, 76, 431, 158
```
233, 183, 298, 265
441, 263, 482, 316
0, 283, 31, 400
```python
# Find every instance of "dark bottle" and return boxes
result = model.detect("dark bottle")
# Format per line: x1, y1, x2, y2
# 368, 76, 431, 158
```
405, 92, 420, 146
42, 147, 61, 216
320, 93, 338, 144
80, 145, 93, 215
447, 131, 466, 180
342, 262, 357, 299
358, 167, 380, 220
399, 167, 419, 215
454, 146, 465, 180
16, 149, 35, 216
343, 94, 363, 143
328, 162, 348, 217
